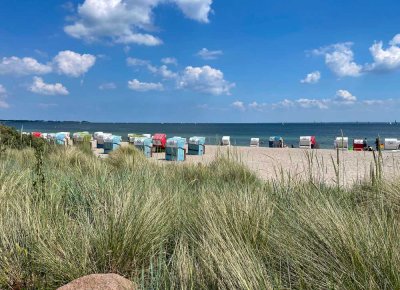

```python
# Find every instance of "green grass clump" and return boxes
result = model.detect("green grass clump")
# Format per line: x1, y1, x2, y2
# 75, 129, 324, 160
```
0, 146, 399, 289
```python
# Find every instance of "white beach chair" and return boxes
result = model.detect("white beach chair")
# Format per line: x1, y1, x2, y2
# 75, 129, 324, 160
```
334, 137, 349, 150
250, 138, 260, 147
384, 138, 400, 150
221, 136, 231, 146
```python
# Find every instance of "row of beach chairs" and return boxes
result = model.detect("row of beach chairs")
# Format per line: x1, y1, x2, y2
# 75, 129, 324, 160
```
26, 132, 400, 155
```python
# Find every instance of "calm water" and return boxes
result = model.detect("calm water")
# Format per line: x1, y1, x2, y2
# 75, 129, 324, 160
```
3, 121, 400, 149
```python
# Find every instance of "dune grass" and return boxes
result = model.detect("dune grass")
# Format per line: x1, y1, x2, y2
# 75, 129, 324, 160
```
0, 145, 399, 289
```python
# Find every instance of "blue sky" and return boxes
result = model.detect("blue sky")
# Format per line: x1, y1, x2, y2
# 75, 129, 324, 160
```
1, 0, 400, 122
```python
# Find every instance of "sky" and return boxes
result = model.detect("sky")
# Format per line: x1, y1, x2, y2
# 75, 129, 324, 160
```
0, 0, 400, 122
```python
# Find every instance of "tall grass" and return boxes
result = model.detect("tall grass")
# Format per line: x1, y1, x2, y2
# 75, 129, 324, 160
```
0, 146, 399, 289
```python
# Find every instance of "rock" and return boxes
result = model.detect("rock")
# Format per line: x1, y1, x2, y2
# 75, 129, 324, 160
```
57, 273, 135, 290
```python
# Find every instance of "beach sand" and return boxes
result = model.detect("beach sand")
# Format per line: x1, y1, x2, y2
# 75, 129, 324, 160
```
96, 142, 400, 186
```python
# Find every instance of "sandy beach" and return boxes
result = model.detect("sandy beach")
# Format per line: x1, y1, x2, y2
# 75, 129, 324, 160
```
95, 142, 400, 186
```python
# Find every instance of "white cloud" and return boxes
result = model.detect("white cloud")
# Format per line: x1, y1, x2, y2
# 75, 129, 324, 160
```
390, 34, 400, 46
248, 101, 268, 111
231, 101, 245, 111
53, 50, 96, 77
128, 79, 163, 91
0, 56, 52, 76
0, 84, 9, 109
367, 36, 400, 72
173, 0, 213, 23
126, 57, 149, 67
300, 71, 321, 84
296, 98, 329, 109
335, 89, 357, 104
161, 57, 177, 65
146, 64, 177, 79
363, 99, 386, 106
127, 57, 178, 79
29, 77, 69, 96
64, 0, 213, 45
178, 65, 235, 95
0, 51, 96, 78
313, 42, 362, 77
313, 34, 400, 76
197, 48, 223, 60
99, 82, 117, 90
275, 99, 295, 108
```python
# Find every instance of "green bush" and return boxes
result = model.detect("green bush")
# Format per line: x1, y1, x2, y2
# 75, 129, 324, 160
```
0, 124, 46, 150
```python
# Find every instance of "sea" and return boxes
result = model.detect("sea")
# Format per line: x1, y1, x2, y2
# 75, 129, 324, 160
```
2, 120, 400, 149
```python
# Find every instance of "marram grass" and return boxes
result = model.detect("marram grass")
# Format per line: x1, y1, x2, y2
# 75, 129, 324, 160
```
0, 146, 399, 289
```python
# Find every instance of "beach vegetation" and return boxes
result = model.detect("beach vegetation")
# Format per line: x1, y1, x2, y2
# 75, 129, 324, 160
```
0, 141, 399, 289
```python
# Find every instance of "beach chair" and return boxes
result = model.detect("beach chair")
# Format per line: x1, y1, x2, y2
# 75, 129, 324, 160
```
250, 138, 260, 147
153, 133, 167, 152
334, 137, 348, 150
93, 132, 103, 146
299, 136, 316, 149
32, 132, 42, 138
55, 132, 70, 146
104, 135, 122, 154
188, 136, 206, 155
134, 137, 153, 158
269, 136, 284, 148
166, 137, 186, 161
353, 139, 365, 151
221, 136, 231, 146
384, 138, 400, 150
73, 132, 92, 149
96, 133, 112, 149
46, 133, 56, 144
128, 133, 144, 144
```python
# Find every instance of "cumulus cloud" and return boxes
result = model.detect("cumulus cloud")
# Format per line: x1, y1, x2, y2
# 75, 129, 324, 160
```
367, 35, 400, 72
64, 0, 213, 45
248, 101, 267, 111
313, 42, 362, 77
197, 48, 223, 60
53, 50, 96, 77
99, 82, 117, 90
128, 79, 163, 91
0, 57, 52, 76
178, 65, 235, 95
390, 34, 400, 46
231, 101, 245, 111
313, 34, 400, 77
300, 71, 321, 84
335, 89, 357, 104
29, 77, 69, 95
295, 98, 328, 109
0, 84, 9, 109
161, 57, 177, 65
231, 101, 268, 111
174, 0, 213, 23
0, 51, 96, 77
